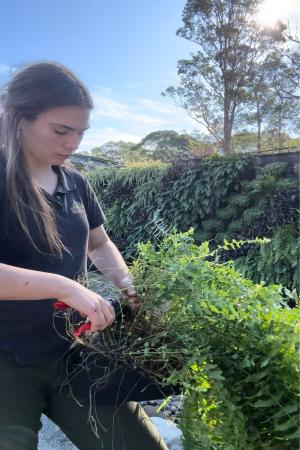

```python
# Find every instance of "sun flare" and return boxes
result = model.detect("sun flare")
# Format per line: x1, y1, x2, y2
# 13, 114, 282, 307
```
254, 0, 295, 28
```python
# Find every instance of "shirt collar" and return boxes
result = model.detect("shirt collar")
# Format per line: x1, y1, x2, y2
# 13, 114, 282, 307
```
52, 165, 76, 194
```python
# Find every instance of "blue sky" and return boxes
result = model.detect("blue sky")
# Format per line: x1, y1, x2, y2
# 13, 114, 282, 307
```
1, 0, 299, 152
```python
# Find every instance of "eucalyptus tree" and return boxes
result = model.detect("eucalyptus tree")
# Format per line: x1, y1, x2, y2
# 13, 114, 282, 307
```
91, 141, 135, 162
164, 0, 271, 154
130, 130, 205, 161
243, 30, 300, 150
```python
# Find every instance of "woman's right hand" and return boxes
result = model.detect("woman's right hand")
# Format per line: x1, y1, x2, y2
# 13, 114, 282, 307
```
57, 279, 115, 332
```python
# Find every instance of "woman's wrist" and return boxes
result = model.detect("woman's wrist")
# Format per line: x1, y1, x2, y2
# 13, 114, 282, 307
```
52, 274, 77, 300
117, 275, 135, 294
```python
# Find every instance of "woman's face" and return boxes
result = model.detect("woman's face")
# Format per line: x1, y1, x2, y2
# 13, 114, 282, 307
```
19, 106, 90, 167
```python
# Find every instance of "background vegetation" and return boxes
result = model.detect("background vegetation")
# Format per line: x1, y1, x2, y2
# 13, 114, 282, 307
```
86, 153, 299, 294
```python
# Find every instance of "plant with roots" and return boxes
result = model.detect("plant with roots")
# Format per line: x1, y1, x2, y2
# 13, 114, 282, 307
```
59, 230, 299, 450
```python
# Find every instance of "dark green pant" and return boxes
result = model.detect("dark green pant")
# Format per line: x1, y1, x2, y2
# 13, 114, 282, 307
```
0, 349, 168, 450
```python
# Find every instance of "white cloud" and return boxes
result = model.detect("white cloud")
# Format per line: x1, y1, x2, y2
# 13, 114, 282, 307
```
91, 95, 130, 119
137, 98, 177, 114
79, 127, 141, 151
117, 81, 146, 89
91, 94, 170, 126
78, 89, 204, 151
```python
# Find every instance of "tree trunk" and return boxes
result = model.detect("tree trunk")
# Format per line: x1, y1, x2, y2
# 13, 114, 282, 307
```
277, 105, 284, 147
255, 93, 262, 152
223, 89, 232, 154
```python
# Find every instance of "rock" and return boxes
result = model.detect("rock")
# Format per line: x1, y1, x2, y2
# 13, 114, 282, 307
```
38, 415, 77, 450
150, 417, 183, 450
143, 404, 166, 419
38, 414, 184, 450
39, 414, 184, 449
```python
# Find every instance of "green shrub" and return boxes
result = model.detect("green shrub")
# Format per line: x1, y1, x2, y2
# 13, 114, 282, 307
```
243, 207, 264, 225
276, 177, 299, 192
215, 205, 238, 221
261, 161, 289, 177
228, 193, 252, 207
86, 154, 296, 267
257, 197, 268, 210
293, 163, 300, 176
234, 225, 300, 293
194, 229, 213, 243
201, 218, 224, 232
243, 179, 263, 192
227, 219, 244, 232
76, 231, 299, 450
214, 231, 232, 243
87, 156, 254, 258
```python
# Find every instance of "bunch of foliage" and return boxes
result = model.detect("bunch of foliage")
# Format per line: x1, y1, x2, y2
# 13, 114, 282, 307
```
70, 231, 299, 450
234, 225, 300, 294
215, 205, 238, 221
130, 130, 210, 162
227, 219, 244, 233
228, 193, 252, 208
239, 181, 298, 240
261, 162, 289, 177
86, 153, 298, 291
86, 161, 168, 253
89, 131, 215, 164
243, 206, 264, 226
87, 154, 255, 258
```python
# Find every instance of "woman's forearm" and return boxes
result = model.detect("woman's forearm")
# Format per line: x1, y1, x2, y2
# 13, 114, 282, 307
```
0, 263, 116, 331
0, 263, 71, 301
88, 240, 133, 290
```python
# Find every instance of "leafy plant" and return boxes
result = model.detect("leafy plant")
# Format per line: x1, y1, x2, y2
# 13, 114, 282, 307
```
293, 163, 300, 176
215, 205, 238, 221
228, 193, 252, 208
194, 229, 213, 243
214, 231, 232, 243
243, 207, 264, 226
261, 162, 289, 177
243, 179, 263, 192
227, 219, 244, 233
257, 197, 269, 210
70, 231, 299, 450
245, 190, 298, 241
201, 218, 224, 232
234, 225, 300, 294
276, 177, 298, 192
87, 154, 255, 258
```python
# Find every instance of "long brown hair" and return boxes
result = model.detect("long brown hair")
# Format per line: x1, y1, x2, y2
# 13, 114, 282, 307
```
0, 62, 93, 257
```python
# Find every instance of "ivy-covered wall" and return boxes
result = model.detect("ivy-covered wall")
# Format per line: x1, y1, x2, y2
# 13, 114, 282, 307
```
86, 152, 299, 292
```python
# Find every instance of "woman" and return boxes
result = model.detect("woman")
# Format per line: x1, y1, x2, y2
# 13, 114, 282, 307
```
0, 62, 168, 450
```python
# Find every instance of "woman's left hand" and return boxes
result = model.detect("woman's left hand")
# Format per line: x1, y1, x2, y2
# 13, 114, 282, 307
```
119, 276, 142, 311
124, 290, 143, 311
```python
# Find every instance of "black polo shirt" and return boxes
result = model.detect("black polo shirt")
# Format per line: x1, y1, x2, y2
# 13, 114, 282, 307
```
0, 153, 105, 364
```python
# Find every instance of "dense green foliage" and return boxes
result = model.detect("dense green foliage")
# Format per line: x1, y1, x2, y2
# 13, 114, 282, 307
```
87, 154, 255, 256
234, 225, 300, 294
86, 153, 299, 292
89, 130, 213, 164
78, 231, 299, 450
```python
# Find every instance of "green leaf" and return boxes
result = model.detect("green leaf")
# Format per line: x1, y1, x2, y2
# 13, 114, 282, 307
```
272, 404, 299, 419
251, 398, 279, 408
275, 417, 298, 432
156, 396, 172, 413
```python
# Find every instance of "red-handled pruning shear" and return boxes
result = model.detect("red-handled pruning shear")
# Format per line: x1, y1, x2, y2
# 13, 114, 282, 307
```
53, 301, 91, 337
